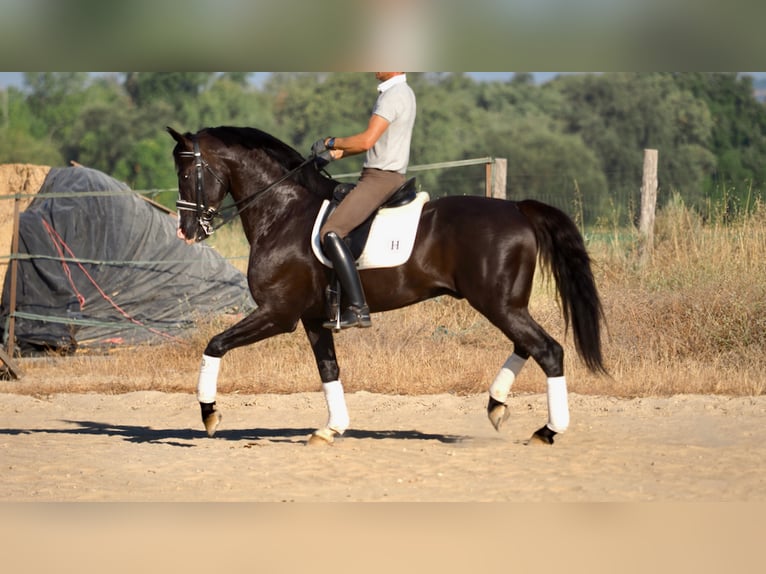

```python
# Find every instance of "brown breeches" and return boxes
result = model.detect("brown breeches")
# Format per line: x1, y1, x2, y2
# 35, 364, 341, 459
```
320, 168, 405, 242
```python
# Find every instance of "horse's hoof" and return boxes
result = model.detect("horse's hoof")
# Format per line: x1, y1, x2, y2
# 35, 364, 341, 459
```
524, 425, 556, 445
200, 403, 222, 438
203, 411, 222, 437
307, 427, 337, 446
487, 397, 510, 431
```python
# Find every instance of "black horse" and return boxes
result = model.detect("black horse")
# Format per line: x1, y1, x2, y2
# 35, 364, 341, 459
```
168, 125, 606, 445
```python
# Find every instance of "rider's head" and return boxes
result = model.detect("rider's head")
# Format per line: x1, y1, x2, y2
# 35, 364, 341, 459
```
375, 72, 404, 82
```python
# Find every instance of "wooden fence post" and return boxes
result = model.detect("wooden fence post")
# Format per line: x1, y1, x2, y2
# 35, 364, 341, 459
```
639, 149, 658, 260
485, 158, 507, 199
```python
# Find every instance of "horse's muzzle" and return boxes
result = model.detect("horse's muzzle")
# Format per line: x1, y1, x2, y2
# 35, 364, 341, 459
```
177, 227, 196, 244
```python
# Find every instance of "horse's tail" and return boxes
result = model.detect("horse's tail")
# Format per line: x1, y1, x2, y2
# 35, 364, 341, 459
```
517, 199, 607, 374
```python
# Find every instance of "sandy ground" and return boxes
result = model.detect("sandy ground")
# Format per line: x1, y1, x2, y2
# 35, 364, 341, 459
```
0, 390, 764, 502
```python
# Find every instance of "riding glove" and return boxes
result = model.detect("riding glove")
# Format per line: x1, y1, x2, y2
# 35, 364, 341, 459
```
311, 138, 335, 168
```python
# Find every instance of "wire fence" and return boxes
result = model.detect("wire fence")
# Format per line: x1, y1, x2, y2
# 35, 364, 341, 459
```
334, 158, 645, 225
2, 156, 763, 358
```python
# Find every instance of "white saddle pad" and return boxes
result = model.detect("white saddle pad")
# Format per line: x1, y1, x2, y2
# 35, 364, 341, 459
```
311, 191, 429, 270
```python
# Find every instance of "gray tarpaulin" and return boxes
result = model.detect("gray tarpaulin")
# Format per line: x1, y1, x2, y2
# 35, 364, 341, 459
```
1, 166, 253, 355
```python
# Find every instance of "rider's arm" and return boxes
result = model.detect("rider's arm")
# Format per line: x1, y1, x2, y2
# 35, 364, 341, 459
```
326, 113, 390, 160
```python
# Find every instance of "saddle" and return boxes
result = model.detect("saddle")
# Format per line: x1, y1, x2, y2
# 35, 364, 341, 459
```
320, 177, 418, 260
319, 177, 419, 326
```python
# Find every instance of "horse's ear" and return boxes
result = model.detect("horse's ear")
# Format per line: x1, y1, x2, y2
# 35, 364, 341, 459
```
166, 126, 187, 146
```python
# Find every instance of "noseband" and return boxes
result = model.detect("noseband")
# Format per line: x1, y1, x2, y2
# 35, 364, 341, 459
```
176, 138, 225, 238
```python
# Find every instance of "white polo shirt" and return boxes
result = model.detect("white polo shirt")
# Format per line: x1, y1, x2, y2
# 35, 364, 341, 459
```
364, 74, 417, 174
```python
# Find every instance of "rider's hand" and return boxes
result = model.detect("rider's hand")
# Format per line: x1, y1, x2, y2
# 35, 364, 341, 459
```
310, 138, 334, 168
311, 138, 329, 157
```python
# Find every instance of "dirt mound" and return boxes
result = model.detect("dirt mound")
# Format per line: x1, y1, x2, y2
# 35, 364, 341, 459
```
0, 164, 51, 285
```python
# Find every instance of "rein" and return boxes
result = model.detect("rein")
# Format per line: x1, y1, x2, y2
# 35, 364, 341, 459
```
176, 137, 315, 235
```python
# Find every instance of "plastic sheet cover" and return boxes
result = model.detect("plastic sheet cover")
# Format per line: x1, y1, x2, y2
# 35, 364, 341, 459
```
0, 167, 254, 355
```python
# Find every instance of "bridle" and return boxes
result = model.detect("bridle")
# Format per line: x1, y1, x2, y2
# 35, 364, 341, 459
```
175, 136, 315, 239
176, 138, 226, 238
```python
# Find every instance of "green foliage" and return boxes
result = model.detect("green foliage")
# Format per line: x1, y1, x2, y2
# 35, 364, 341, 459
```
552, 73, 718, 212
1, 72, 765, 225
670, 73, 766, 204
0, 87, 63, 165
266, 72, 377, 158
23, 73, 90, 148
124, 72, 215, 108
196, 77, 276, 131
493, 114, 608, 222
119, 135, 178, 207
0, 128, 63, 166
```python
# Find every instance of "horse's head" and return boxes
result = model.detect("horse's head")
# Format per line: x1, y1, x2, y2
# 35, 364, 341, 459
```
167, 126, 229, 243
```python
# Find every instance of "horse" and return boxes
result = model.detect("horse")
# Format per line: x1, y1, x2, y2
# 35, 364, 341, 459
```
167, 125, 607, 446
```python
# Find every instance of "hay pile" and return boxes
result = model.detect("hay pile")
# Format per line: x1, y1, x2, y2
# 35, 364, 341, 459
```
0, 164, 50, 285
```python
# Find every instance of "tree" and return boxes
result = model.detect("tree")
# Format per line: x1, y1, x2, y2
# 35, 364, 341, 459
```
219, 72, 252, 86
24, 72, 90, 144
407, 73, 486, 193
483, 111, 608, 222
195, 76, 276, 132
552, 73, 716, 211
266, 72, 376, 158
4, 71, 766, 225
0, 86, 63, 165
670, 73, 766, 202
409, 74, 571, 199
124, 72, 215, 111
0, 127, 64, 166
65, 77, 137, 172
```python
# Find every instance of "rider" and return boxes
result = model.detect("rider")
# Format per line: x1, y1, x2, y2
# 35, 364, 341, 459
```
311, 72, 417, 329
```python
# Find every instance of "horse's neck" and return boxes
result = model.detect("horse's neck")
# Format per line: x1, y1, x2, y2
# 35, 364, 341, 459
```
230, 173, 323, 245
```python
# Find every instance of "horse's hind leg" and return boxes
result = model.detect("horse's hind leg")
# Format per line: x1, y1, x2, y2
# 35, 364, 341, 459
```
485, 308, 569, 444
302, 318, 349, 445
487, 351, 528, 431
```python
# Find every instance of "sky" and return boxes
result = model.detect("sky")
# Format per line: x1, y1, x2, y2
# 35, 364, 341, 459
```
0, 72, 561, 89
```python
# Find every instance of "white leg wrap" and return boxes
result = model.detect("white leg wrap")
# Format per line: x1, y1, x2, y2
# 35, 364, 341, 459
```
197, 354, 221, 404
489, 354, 527, 403
323, 380, 350, 434
546, 376, 570, 433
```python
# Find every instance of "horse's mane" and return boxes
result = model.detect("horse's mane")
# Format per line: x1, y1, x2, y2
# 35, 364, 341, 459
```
202, 126, 334, 198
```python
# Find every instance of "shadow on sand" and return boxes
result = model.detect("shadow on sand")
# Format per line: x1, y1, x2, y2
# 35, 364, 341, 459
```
0, 420, 468, 447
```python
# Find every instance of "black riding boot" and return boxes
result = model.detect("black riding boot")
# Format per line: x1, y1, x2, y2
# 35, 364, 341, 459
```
322, 231, 372, 329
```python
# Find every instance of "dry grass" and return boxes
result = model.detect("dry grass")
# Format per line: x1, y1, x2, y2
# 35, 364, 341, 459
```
6, 196, 766, 398
589, 194, 766, 396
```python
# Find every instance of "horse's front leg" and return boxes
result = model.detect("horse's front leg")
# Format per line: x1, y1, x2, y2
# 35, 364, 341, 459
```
301, 317, 349, 446
196, 306, 298, 437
